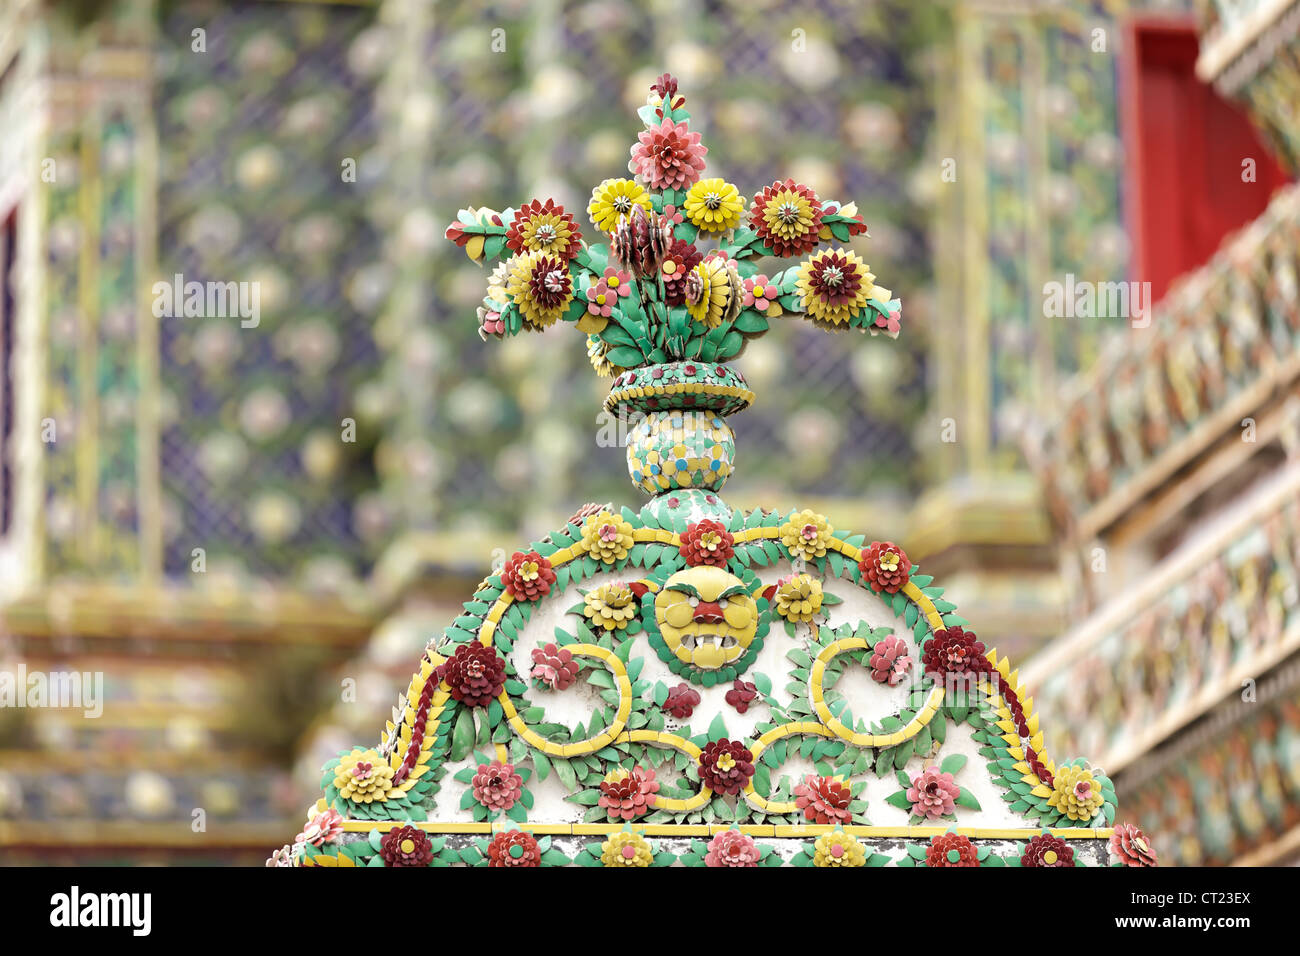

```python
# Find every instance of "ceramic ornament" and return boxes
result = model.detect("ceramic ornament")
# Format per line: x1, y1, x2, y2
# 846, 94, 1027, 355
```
276, 75, 1152, 868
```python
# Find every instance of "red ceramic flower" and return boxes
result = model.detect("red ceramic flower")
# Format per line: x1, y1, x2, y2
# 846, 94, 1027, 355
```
906, 766, 960, 820
869, 634, 912, 686
505, 197, 582, 261
471, 760, 524, 812
630, 117, 708, 191
724, 679, 758, 714
926, 832, 979, 867
502, 550, 556, 601
704, 829, 760, 867
698, 739, 755, 796
660, 238, 702, 306
679, 519, 735, 567
598, 766, 660, 821
922, 627, 989, 681
1021, 833, 1075, 867
380, 825, 433, 867
794, 774, 853, 825
858, 541, 911, 594
1109, 823, 1158, 867
530, 642, 580, 691
442, 641, 506, 708
749, 178, 824, 258
487, 830, 540, 867
662, 682, 701, 720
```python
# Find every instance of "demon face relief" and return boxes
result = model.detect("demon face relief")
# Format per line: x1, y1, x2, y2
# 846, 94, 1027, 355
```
653, 565, 759, 670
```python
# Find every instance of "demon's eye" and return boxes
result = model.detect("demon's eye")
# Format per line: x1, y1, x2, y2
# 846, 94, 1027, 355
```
718, 598, 729, 609
688, 596, 699, 608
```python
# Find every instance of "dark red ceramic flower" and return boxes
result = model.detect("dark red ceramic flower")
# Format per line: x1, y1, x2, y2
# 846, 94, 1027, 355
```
926, 832, 979, 867
698, 739, 755, 796
922, 627, 989, 680
502, 550, 556, 601
442, 641, 506, 708
487, 830, 540, 867
1021, 833, 1075, 867
662, 682, 701, 720
1109, 823, 1158, 867
793, 774, 853, 825
380, 825, 433, 867
652, 72, 679, 103
660, 238, 703, 306
679, 519, 735, 568
724, 679, 758, 714
858, 541, 911, 594
598, 766, 660, 821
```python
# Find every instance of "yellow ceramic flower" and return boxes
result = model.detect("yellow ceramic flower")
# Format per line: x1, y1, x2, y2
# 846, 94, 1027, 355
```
601, 830, 653, 867
506, 251, 574, 329
774, 573, 824, 624
333, 748, 395, 804
795, 248, 874, 328
586, 335, 625, 377
780, 509, 834, 562
813, 829, 866, 867
1047, 764, 1106, 821
684, 255, 738, 329
588, 178, 651, 233
684, 178, 745, 233
583, 583, 638, 632
582, 510, 635, 563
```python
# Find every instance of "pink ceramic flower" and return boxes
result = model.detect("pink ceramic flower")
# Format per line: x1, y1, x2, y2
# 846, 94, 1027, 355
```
871, 308, 901, 337
471, 760, 524, 812
869, 634, 912, 686
794, 774, 853, 825
704, 829, 760, 867
295, 808, 344, 847
584, 280, 615, 318
742, 274, 779, 311
530, 642, 580, 691
600, 267, 632, 298
907, 766, 961, 820
629, 117, 708, 190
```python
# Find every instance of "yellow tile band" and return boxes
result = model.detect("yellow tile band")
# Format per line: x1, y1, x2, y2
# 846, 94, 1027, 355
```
337, 819, 1114, 839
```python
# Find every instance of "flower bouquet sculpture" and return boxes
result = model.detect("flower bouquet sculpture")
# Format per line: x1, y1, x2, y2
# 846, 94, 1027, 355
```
278, 76, 1151, 868
446, 74, 898, 516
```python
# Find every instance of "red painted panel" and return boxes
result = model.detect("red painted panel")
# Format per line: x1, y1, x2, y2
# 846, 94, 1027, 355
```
1122, 19, 1290, 305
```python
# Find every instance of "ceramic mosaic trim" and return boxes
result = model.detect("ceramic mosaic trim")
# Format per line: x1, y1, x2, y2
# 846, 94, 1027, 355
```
283, 506, 1140, 866
273, 74, 1151, 868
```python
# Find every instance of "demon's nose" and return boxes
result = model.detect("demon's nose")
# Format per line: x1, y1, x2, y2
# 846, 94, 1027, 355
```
693, 601, 725, 624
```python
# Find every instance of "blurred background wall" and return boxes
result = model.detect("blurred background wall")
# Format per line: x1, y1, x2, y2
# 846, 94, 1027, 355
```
0, 0, 1297, 865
